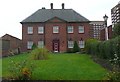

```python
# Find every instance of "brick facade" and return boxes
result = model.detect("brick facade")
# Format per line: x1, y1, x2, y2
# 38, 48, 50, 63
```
22, 18, 90, 52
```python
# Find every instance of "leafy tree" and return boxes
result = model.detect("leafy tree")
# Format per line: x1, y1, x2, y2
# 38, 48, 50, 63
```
73, 41, 79, 53
113, 23, 120, 38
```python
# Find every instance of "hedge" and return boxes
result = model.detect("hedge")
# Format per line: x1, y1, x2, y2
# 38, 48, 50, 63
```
85, 36, 120, 60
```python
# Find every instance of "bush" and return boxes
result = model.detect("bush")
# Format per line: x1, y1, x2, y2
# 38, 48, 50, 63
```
113, 23, 120, 38
8, 60, 34, 80
73, 41, 80, 53
32, 43, 37, 50
30, 48, 49, 60
107, 53, 120, 81
85, 39, 99, 55
114, 36, 120, 60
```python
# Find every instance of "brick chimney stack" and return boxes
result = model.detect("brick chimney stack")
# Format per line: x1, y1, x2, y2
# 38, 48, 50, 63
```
62, 3, 64, 9
51, 3, 53, 9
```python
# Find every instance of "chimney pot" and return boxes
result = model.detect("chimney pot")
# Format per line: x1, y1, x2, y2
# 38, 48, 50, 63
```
42, 7, 45, 9
51, 3, 53, 9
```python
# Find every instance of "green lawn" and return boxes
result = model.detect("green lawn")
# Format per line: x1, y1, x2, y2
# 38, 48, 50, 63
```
1, 53, 108, 80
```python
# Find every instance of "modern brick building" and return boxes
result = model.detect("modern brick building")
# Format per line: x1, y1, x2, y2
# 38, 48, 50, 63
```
111, 1, 120, 28
1, 34, 22, 57
21, 3, 90, 52
90, 21, 104, 40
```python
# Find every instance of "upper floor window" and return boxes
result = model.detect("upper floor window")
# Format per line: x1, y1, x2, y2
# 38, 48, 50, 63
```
68, 26, 73, 33
78, 26, 84, 33
68, 41, 74, 48
27, 41, 33, 49
79, 40, 85, 48
38, 26, 44, 34
53, 26, 59, 33
38, 41, 44, 48
28, 27, 33, 34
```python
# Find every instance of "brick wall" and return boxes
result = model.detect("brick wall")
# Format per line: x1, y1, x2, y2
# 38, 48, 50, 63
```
22, 18, 90, 52
1, 34, 22, 56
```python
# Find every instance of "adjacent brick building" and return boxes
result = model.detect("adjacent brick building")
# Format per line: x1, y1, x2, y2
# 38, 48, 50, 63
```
21, 3, 90, 52
100, 25, 113, 41
1, 34, 22, 57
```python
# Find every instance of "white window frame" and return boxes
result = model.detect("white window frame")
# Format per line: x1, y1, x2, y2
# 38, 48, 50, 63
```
28, 27, 33, 34
79, 40, 85, 48
38, 41, 44, 48
53, 26, 59, 33
68, 26, 73, 33
38, 26, 44, 34
68, 41, 74, 48
78, 26, 84, 33
27, 41, 33, 49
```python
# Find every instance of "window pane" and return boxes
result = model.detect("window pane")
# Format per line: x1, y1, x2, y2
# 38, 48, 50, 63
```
38, 26, 44, 34
27, 41, 33, 49
79, 26, 84, 33
28, 27, 33, 34
38, 41, 44, 48
68, 26, 73, 33
53, 26, 59, 33
79, 41, 85, 48
68, 41, 73, 48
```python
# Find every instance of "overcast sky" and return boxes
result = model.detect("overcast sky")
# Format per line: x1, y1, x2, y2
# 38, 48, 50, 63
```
0, 0, 120, 39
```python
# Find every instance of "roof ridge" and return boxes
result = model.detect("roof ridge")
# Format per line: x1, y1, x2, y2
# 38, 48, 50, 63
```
1, 34, 21, 40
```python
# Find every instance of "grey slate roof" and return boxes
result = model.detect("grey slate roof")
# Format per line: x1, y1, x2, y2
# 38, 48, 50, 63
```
21, 9, 89, 23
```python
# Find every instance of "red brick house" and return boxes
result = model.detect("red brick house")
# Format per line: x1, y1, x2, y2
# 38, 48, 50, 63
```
21, 3, 90, 52
0, 34, 22, 57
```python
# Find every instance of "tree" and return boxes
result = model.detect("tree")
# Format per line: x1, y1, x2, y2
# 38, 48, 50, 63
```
73, 41, 79, 53
113, 23, 120, 38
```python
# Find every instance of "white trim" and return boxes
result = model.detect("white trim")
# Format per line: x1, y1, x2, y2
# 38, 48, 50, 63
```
68, 26, 73, 33
27, 41, 33, 49
78, 26, 84, 33
53, 26, 59, 33
38, 26, 44, 34
38, 41, 44, 48
28, 27, 33, 34
68, 41, 74, 48
79, 41, 85, 48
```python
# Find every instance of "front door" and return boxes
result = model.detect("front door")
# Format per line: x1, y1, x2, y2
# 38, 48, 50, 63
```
53, 40, 59, 52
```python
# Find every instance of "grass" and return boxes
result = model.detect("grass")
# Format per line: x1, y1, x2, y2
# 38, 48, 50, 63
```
1, 53, 108, 80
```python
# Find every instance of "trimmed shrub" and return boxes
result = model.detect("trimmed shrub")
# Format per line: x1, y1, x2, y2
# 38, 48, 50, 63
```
73, 41, 80, 53
30, 48, 49, 60
85, 36, 120, 60
85, 39, 99, 55
32, 43, 37, 50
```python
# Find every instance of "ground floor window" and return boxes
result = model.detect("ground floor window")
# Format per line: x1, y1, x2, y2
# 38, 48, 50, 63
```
68, 41, 74, 48
79, 40, 85, 48
27, 41, 33, 49
38, 41, 44, 48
